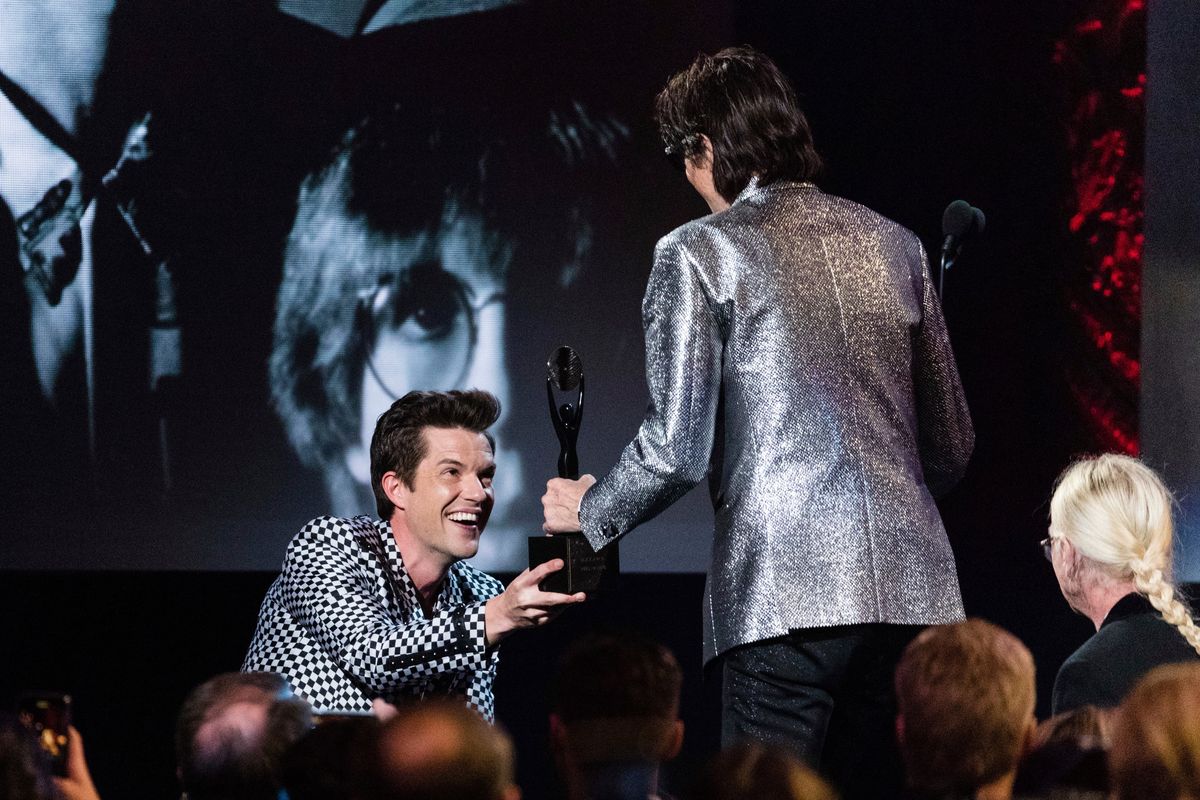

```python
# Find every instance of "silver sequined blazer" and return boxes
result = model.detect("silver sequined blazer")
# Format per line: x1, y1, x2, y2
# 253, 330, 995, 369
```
580, 181, 974, 665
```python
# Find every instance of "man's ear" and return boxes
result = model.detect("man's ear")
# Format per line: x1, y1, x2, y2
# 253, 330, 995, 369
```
381, 471, 407, 512
697, 134, 714, 169
1060, 536, 1086, 577
1065, 537, 1083, 566
663, 720, 684, 761
1020, 714, 1038, 758
895, 713, 906, 746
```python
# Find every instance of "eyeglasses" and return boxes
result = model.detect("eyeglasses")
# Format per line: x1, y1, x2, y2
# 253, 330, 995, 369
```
1040, 536, 1056, 562
356, 260, 505, 400
664, 143, 687, 173
663, 134, 701, 173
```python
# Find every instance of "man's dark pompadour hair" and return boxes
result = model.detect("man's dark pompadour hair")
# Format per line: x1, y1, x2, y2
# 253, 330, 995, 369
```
370, 389, 501, 519
654, 45, 823, 202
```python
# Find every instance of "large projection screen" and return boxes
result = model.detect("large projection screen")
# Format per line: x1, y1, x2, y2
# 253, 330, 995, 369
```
1143, 0, 1200, 582
0, 0, 731, 571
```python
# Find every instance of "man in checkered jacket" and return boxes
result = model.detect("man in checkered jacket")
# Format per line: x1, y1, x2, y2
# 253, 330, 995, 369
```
244, 390, 585, 720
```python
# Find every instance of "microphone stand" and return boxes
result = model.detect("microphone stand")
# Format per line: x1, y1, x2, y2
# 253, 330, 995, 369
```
939, 239, 957, 299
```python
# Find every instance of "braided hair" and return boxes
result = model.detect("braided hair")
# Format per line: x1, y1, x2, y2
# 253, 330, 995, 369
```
1050, 453, 1200, 655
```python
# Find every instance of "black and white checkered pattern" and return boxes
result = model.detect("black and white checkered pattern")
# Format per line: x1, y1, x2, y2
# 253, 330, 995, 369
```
242, 515, 504, 720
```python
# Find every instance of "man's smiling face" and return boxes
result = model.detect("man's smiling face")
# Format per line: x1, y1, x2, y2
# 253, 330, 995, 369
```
391, 426, 495, 570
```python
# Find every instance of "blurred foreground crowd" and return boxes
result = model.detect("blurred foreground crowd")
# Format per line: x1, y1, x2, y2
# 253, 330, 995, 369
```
3, 624, 1199, 800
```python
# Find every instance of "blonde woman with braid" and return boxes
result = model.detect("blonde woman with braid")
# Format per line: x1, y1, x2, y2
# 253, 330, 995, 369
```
1045, 454, 1200, 714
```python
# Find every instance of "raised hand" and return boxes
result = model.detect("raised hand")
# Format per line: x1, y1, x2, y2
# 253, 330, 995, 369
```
542, 474, 597, 533
53, 726, 101, 800
484, 559, 586, 645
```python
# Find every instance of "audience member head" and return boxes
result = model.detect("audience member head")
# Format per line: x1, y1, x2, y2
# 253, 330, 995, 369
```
550, 631, 684, 800
550, 631, 684, 761
1109, 662, 1200, 800
894, 619, 1036, 798
654, 45, 822, 203
373, 699, 518, 800
0, 712, 55, 800
689, 742, 837, 800
283, 715, 380, 800
1016, 706, 1112, 798
175, 671, 313, 800
1032, 706, 1112, 753
1048, 454, 1200, 653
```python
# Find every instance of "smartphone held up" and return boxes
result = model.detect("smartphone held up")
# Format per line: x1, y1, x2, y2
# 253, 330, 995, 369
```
17, 691, 72, 777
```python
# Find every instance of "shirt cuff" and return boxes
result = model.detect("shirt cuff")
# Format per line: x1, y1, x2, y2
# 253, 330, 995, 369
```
466, 600, 491, 656
578, 485, 621, 551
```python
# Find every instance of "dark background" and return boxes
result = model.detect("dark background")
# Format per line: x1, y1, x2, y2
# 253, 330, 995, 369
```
0, 0, 1101, 575
5, 1, 1197, 798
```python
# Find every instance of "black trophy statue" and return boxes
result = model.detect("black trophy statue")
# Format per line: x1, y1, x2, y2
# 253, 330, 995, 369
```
548, 345, 583, 480
529, 346, 619, 594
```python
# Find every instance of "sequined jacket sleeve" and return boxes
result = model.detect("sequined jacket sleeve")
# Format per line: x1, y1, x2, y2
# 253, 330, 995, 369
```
910, 241, 974, 496
579, 230, 723, 547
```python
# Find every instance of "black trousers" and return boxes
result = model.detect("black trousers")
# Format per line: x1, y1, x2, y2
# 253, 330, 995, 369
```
721, 624, 923, 800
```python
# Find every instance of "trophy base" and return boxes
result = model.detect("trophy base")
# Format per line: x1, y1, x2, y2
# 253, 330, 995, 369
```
528, 532, 619, 595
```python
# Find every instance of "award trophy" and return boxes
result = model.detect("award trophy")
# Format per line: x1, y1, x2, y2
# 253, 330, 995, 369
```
528, 346, 619, 594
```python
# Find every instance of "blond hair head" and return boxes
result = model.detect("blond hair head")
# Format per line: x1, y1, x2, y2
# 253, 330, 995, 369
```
1050, 454, 1200, 655
1110, 662, 1200, 800
895, 619, 1037, 794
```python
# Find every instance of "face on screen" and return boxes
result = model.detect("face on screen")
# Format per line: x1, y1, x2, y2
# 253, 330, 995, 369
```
347, 215, 523, 537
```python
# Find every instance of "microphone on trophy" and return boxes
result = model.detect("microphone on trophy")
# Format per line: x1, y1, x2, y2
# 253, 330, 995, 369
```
529, 346, 619, 595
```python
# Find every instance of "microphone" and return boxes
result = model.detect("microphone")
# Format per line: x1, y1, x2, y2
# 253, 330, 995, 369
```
938, 200, 985, 296
941, 200, 985, 266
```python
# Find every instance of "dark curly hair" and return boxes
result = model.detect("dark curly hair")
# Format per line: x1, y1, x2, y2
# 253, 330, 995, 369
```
654, 46, 823, 202
370, 389, 501, 519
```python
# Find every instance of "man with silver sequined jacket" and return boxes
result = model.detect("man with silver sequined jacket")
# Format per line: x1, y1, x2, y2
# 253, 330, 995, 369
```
542, 47, 973, 799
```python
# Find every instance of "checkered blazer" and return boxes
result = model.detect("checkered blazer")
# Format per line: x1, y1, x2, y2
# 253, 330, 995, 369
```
242, 515, 504, 719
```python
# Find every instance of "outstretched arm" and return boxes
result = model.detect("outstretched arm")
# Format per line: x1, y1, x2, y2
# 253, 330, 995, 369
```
553, 232, 723, 548
484, 559, 587, 643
